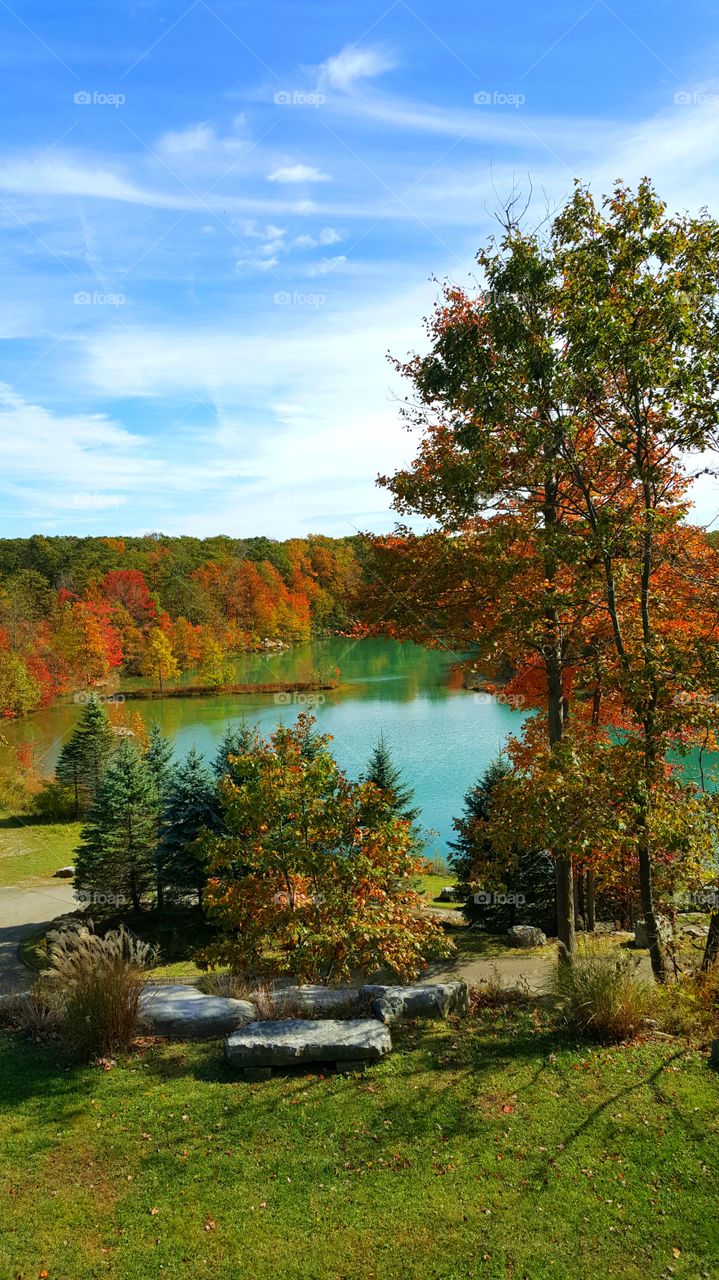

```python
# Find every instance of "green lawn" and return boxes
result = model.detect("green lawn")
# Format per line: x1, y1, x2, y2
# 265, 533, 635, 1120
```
0, 812, 81, 886
416, 872, 461, 907
1, 1005, 718, 1279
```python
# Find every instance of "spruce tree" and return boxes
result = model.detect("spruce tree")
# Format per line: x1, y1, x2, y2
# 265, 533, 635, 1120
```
145, 723, 175, 799
157, 748, 219, 906
74, 740, 159, 913
55, 737, 83, 819
212, 721, 261, 784
449, 757, 555, 933
362, 734, 420, 823
56, 694, 116, 815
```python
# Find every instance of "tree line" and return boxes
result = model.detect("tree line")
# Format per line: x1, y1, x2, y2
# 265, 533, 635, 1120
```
0, 534, 361, 717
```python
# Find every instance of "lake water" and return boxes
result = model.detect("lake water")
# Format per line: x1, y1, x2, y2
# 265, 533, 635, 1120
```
4, 638, 523, 862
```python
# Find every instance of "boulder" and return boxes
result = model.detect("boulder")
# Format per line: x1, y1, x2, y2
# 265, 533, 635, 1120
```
681, 924, 709, 939
139, 984, 256, 1039
361, 980, 469, 1025
271, 985, 360, 1018
52, 866, 75, 879
225, 1018, 391, 1069
506, 925, 546, 948
437, 886, 461, 903
633, 917, 672, 949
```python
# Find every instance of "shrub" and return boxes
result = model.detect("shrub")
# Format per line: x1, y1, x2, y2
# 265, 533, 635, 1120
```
42, 924, 154, 1060
30, 779, 78, 821
549, 943, 653, 1042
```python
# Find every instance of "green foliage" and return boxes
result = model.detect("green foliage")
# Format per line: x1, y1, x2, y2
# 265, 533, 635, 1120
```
549, 943, 654, 1042
56, 694, 116, 815
449, 757, 556, 934
0, 651, 41, 716
212, 721, 261, 784
74, 740, 159, 912
157, 748, 219, 904
202, 714, 451, 982
144, 723, 175, 799
362, 734, 420, 822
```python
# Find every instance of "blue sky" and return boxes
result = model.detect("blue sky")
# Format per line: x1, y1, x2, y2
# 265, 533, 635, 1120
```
1, 0, 718, 538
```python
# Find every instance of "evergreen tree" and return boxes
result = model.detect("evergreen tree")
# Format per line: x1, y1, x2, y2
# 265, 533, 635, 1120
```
145, 723, 175, 799
362, 735, 420, 823
56, 694, 116, 815
212, 721, 261, 784
449, 757, 556, 934
55, 737, 83, 819
74, 740, 159, 913
157, 748, 219, 906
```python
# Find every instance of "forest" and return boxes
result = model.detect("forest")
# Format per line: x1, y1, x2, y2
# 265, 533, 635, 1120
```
0, 533, 362, 717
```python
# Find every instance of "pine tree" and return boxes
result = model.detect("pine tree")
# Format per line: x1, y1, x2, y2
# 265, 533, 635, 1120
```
157, 748, 219, 906
449, 757, 555, 933
212, 721, 261, 784
74, 740, 159, 913
55, 737, 83, 819
362, 735, 420, 823
56, 694, 116, 815
145, 723, 175, 799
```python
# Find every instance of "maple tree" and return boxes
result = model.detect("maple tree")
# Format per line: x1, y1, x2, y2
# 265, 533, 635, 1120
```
367, 179, 719, 975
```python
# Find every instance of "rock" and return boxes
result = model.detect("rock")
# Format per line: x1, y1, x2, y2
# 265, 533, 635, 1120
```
437, 886, 461, 903
139, 984, 256, 1039
271, 985, 360, 1018
681, 925, 709, 939
52, 866, 74, 879
633, 917, 672, 949
225, 1018, 392, 1069
361, 981, 469, 1025
506, 925, 546, 948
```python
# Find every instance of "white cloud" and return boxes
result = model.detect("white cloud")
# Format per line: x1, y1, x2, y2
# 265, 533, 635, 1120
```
305, 254, 347, 276
158, 124, 216, 154
294, 227, 342, 248
320, 45, 396, 92
268, 164, 330, 184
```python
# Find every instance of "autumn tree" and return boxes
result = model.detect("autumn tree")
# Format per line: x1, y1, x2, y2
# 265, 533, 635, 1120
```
140, 628, 179, 693
200, 715, 451, 982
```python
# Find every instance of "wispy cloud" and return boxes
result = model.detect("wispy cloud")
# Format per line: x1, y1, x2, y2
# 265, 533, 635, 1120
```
319, 44, 397, 92
268, 163, 330, 184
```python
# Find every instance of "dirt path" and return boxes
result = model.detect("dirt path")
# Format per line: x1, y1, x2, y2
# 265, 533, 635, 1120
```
0, 881, 76, 993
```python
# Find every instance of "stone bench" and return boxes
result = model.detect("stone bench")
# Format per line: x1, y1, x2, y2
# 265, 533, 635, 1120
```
225, 1017, 392, 1079
139, 984, 256, 1039
361, 980, 468, 1025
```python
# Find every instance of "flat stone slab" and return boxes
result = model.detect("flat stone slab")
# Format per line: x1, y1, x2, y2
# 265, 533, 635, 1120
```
361, 980, 468, 1024
139, 984, 256, 1039
225, 1018, 391, 1068
271, 985, 360, 1017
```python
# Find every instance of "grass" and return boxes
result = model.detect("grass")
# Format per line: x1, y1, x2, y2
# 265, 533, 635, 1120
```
416, 872, 462, 908
1, 1005, 718, 1279
0, 810, 81, 886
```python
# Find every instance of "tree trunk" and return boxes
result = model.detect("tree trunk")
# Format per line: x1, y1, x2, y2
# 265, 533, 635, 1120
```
637, 838, 665, 981
586, 870, 596, 932
701, 912, 719, 971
